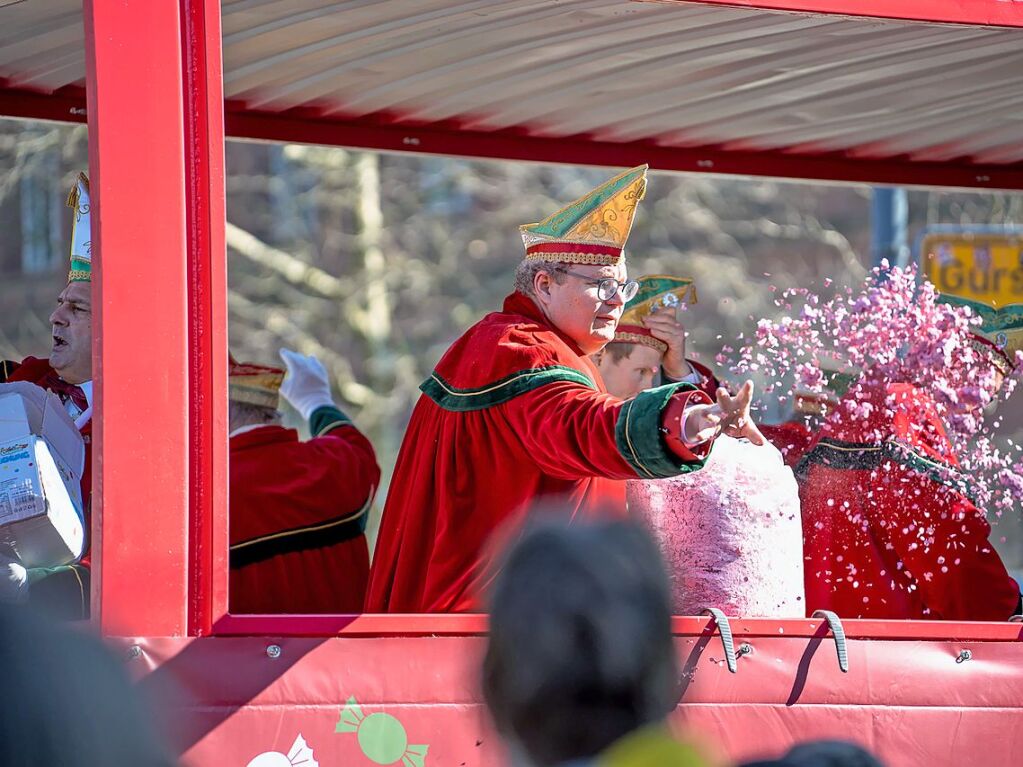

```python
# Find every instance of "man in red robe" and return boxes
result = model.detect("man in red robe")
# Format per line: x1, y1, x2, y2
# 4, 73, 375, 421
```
229, 350, 380, 614
0, 173, 93, 619
366, 165, 763, 613
592, 274, 720, 401
800, 360, 1020, 620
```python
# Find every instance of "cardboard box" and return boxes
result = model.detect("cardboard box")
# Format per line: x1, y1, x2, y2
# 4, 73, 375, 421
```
0, 385, 85, 567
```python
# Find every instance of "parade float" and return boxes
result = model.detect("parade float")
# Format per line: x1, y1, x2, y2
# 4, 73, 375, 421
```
0, 1, 1021, 765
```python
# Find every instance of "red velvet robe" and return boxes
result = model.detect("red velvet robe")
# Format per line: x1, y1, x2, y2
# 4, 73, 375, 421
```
761, 420, 816, 468
799, 379, 1020, 621
1, 356, 91, 619
229, 406, 379, 614
366, 292, 712, 614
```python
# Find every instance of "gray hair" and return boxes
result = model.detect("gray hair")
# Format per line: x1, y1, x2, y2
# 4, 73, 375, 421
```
228, 400, 281, 432
482, 517, 679, 767
513, 259, 567, 297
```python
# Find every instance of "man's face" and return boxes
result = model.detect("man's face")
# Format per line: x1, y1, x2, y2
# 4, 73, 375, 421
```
533, 263, 627, 355
49, 281, 92, 384
593, 343, 663, 400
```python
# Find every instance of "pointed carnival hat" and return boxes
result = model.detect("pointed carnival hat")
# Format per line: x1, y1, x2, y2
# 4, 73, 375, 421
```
66, 172, 91, 283
937, 294, 1021, 376
520, 164, 648, 266
613, 275, 696, 353
229, 353, 285, 409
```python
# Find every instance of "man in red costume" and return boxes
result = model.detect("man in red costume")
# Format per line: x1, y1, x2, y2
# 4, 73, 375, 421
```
760, 365, 857, 469
366, 165, 763, 613
800, 337, 1021, 620
0, 173, 93, 619
592, 274, 720, 401
229, 349, 380, 614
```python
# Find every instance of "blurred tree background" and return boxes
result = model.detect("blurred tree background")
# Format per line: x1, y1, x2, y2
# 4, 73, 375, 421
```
1, 117, 1021, 568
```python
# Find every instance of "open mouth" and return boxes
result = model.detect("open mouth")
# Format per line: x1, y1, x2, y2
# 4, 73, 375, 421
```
52, 335, 68, 349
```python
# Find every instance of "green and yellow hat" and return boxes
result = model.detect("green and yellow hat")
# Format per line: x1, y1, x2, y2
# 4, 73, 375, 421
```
938, 294, 1021, 375
614, 275, 696, 353
66, 172, 92, 283
520, 165, 648, 267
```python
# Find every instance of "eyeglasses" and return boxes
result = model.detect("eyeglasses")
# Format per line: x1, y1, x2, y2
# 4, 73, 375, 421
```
556, 268, 640, 302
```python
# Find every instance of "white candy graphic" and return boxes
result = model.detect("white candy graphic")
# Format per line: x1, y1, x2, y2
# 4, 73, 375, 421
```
246, 734, 318, 767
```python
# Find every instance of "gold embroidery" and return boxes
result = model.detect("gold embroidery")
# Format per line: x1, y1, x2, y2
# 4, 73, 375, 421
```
613, 332, 668, 353
230, 491, 374, 551
524, 251, 622, 266
622, 398, 655, 479
429, 368, 593, 398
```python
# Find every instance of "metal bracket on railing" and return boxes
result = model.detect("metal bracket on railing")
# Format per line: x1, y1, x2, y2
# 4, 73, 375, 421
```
1010, 615, 1023, 623
812, 609, 849, 673
700, 607, 737, 673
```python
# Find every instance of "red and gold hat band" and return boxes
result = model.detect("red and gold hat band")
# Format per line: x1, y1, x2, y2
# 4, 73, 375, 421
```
525, 241, 623, 266
969, 333, 1013, 376
613, 326, 668, 354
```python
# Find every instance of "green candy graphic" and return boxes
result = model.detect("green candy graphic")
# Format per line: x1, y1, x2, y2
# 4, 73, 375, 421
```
336, 696, 429, 767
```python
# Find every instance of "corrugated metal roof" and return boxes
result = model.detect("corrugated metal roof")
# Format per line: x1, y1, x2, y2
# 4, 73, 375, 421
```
1, 0, 1021, 178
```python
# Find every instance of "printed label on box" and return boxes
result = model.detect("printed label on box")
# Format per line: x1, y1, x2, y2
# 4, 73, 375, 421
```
0, 477, 37, 521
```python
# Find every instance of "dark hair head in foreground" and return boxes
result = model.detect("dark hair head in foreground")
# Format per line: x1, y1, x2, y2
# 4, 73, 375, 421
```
741, 739, 885, 767
0, 605, 174, 766
482, 517, 679, 767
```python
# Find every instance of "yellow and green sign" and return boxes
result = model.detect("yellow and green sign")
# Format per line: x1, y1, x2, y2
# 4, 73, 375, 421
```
920, 229, 1023, 308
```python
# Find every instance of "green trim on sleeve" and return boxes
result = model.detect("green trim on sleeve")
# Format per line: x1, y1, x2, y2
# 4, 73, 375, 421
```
615, 382, 709, 479
796, 437, 977, 504
309, 405, 354, 437
420, 365, 596, 412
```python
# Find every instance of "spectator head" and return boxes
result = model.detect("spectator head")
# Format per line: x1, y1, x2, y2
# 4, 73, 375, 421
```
0, 605, 173, 766
482, 517, 679, 767
740, 740, 885, 767
785, 740, 885, 767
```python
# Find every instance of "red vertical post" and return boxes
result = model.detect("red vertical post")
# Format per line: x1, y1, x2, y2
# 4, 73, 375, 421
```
84, 0, 226, 636
181, 0, 229, 636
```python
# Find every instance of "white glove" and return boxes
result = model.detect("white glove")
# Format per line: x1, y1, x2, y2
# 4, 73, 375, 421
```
279, 348, 335, 420
0, 554, 28, 604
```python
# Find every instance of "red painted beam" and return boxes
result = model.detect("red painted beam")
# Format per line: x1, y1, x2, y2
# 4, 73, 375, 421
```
85, 0, 192, 636
0, 83, 1019, 190
0, 81, 86, 124
225, 106, 1023, 191
644, 0, 1023, 28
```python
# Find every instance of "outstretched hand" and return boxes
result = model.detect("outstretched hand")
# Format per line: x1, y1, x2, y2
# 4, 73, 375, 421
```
683, 380, 765, 446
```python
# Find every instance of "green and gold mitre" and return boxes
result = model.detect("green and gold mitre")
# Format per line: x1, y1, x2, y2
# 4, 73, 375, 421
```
621, 274, 696, 325
66, 172, 91, 283
612, 275, 696, 353
520, 164, 647, 266
937, 293, 1021, 374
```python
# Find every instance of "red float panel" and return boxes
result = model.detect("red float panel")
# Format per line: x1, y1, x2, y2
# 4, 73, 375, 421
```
115, 630, 1023, 767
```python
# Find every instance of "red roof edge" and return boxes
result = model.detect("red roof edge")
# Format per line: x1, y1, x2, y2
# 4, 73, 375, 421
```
644, 0, 1023, 28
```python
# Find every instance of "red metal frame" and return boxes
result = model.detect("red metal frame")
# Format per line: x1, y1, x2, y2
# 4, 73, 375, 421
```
84, 0, 193, 636
212, 613, 1023, 641
659, 0, 1023, 28
74, 0, 1023, 644
180, 0, 229, 638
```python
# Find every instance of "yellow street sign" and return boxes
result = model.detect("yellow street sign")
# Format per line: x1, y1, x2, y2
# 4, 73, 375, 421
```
920, 231, 1023, 308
